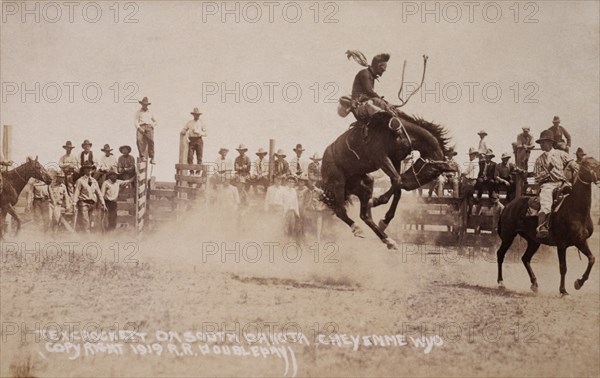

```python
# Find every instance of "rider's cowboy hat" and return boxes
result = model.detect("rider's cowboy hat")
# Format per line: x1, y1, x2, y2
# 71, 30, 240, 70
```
119, 145, 132, 154
536, 130, 555, 144
477, 130, 488, 136
236, 144, 248, 152
81, 139, 92, 148
501, 152, 512, 160
62, 141, 75, 150
190, 107, 202, 116
309, 152, 322, 161
552, 116, 560, 123
256, 148, 268, 156
485, 149, 495, 158
139, 97, 151, 105
101, 144, 113, 154
218, 147, 229, 154
446, 148, 458, 157
467, 147, 478, 155
274, 149, 286, 158
575, 147, 586, 156
293, 144, 305, 152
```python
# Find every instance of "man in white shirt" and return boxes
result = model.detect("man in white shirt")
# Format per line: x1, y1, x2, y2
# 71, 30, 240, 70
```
101, 170, 133, 231
59, 141, 79, 194
96, 144, 117, 183
73, 163, 106, 233
281, 176, 300, 239
264, 176, 284, 213
461, 147, 480, 215
134, 97, 157, 164
208, 147, 234, 189
289, 144, 309, 177
181, 107, 207, 174
250, 147, 270, 193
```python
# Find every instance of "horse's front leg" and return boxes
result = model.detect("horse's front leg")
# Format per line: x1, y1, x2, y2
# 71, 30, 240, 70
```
372, 157, 402, 208
557, 245, 569, 296
574, 240, 595, 290
378, 188, 401, 232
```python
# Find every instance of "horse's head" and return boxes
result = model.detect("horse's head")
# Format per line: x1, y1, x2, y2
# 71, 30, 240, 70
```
578, 157, 600, 187
399, 158, 455, 191
25, 156, 52, 184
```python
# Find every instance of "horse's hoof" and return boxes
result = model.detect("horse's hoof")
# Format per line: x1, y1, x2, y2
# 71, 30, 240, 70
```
383, 238, 398, 250
351, 225, 366, 238
497, 281, 505, 289
560, 291, 569, 297
574, 279, 583, 290
530, 284, 538, 293
378, 219, 389, 232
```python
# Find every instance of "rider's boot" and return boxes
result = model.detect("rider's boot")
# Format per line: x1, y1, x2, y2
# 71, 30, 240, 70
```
536, 212, 549, 239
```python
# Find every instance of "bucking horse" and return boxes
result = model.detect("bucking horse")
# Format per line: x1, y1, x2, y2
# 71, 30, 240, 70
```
0, 157, 52, 239
321, 111, 454, 249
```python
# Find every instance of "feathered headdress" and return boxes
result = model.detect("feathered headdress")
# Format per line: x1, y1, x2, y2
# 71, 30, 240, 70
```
345, 50, 390, 67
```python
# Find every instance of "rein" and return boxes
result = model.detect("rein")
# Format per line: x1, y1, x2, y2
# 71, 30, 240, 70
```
11, 166, 31, 184
396, 55, 428, 108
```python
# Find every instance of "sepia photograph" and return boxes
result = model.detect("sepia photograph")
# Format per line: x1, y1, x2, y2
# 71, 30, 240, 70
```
1, 1, 599, 376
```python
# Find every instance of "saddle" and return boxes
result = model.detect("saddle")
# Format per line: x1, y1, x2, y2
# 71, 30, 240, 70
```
339, 96, 404, 139
526, 182, 571, 217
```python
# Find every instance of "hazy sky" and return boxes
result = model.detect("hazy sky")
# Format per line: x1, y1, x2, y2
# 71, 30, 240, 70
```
1, 1, 598, 180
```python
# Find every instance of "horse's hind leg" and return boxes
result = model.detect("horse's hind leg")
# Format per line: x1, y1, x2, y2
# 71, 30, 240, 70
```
574, 241, 595, 290
325, 174, 363, 238
353, 175, 397, 249
520, 235, 541, 292
6, 204, 21, 236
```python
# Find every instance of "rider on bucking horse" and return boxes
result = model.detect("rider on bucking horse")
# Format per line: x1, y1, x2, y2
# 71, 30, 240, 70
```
340, 50, 425, 139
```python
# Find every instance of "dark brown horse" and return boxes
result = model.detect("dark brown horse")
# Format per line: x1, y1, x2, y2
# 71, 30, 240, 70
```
496, 157, 600, 296
1, 157, 52, 239
321, 112, 453, 249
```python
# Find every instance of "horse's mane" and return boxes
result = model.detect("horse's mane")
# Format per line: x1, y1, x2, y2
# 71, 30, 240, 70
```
396, 112, 451, 155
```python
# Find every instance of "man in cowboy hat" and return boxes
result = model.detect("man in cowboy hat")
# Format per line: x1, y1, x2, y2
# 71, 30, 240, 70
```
289, 144, 309, 177
307, 152, 323, 184
461, 147, 481, 215
134, 96, 157, 164
73, 162, 106, 233
496, 152, 520, 202
250, 147, 269, 193
533, 129, 576, 238
209, 147, 234, 190
80, 139, 95, 167
477, 130, 489, 156
281, 175, 301, 241
234, 144, 251, 204
546, 116, 572, 153
117, 145, 136, 180
59, 140, 79, 192
101, 169, 134, 231
181, 107, 207, 174
96, 144, 117, 182
515, 126, 535, 171
48, 170, 70, 234
475, 149, 498, 205
272, 149, 290, 178
569, 147, 587, 182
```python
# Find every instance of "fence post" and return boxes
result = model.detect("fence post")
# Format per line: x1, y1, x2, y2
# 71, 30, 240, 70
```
179, 133, 188, 164
2, 125, 12, 162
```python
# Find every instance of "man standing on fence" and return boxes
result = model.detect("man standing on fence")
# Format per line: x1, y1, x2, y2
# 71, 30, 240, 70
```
181, 107, 207, 175
134, 97, 157, 164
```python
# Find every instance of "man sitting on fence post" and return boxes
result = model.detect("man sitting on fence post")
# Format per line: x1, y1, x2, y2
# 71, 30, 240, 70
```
73, 162, 106, 233
250, 147, 269, 194
59, 141, 79, 193
181, 107, 207, 175
96, 144, 117, 184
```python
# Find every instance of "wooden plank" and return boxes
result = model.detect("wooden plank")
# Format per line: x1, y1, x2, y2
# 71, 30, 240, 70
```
148, 199, 176, 207
148, 189, 176, 198
137, 206, 146, 219
137, 182, 146, 194
137, 195, 146, 208
137, 218, 144, 232
175, 174, 205, 184
175, 163, 208, 171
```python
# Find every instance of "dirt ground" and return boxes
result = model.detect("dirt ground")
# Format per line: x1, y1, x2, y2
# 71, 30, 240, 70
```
1, 205, 599, 377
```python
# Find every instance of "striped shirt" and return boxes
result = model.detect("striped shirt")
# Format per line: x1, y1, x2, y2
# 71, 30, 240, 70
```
534, 149, 572, 184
